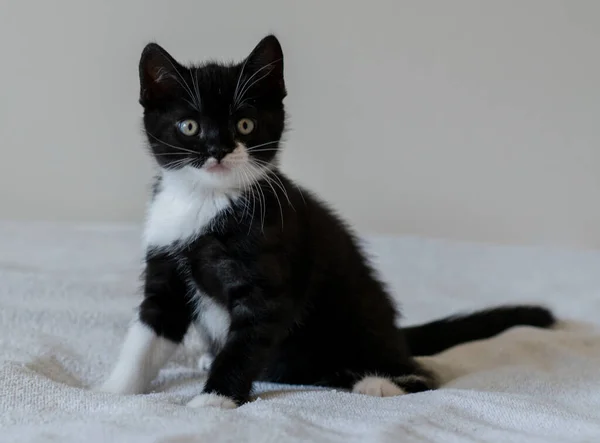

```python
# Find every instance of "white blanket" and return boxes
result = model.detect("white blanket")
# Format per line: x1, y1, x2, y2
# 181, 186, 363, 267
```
1, 222, 600, 443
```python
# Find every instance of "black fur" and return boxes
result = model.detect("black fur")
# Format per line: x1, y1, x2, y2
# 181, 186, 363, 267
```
135, 35, 556, 405
403, 305, 555, 356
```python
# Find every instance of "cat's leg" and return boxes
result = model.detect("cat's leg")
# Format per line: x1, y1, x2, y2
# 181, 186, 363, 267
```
96, 252, 193, 395
187, 289, 294, 408
193, 323, 214, 373
184, 238, 293, 408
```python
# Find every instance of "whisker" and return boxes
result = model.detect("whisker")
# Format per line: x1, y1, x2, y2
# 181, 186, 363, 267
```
240, 167, 259, 233
145, 132, 198, 154
267, 170, 294, 210
263, 174, 284, 230
245, 188, 256, 229
246, 148, 281, 153
183, 98, 198, 110
249, 158, 307, 207
247, 163, 268, 232
190, 70, 202, 111
248, 158, 277, 167
295, 183, 307, 206
236, 166, 252, 221
234, 96, 257, 111
245, 140, 281, 151
237, 70, 271, 105
157, 48, 200, 110
238, 163, 257, 230
236, 58, 282, 106
262, 169, 294, 211
256, 177, 267, 232
164, 158, 192, 170
233, 56, 251, 106
244, 161, 283, 230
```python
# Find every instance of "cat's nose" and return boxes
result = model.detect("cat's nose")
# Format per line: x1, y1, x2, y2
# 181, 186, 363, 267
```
206, 145, 227, 161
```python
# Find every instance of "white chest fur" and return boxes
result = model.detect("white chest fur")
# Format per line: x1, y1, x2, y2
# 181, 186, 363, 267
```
194, 294, 231, 351
143, 168, 239, 249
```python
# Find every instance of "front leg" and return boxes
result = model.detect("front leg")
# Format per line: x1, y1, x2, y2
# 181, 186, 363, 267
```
188, 288, 292, 408
96, 250, 193, 395
185, 237, 292, 407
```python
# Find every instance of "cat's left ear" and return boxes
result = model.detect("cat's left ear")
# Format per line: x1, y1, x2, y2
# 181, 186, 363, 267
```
139, 43, 183, 107
242, 35, 286, 100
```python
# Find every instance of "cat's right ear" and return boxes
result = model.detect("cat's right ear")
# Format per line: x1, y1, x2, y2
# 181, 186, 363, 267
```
139, 43, 182, 107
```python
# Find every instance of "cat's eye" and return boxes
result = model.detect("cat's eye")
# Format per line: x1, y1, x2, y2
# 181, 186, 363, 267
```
177, 119, 199, 136
236, 118, 255, 135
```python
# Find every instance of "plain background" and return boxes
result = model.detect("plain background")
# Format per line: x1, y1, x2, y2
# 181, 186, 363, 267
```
1, 1, 598, 248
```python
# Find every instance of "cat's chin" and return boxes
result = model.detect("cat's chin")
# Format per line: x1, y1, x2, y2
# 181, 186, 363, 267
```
161, 164, 230, 190
205, 164, 230, 174
161, 163, 264, 193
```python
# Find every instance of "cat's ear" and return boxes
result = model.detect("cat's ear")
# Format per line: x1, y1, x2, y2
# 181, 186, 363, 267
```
242, 35, 286, 99
139, 43, 183, 107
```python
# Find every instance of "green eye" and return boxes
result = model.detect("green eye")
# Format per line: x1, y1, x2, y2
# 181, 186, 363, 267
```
236, 118, 255, 135
177, 119, 199, 136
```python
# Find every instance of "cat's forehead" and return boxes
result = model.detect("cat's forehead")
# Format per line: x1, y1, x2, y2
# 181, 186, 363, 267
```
191, 64, 239, 104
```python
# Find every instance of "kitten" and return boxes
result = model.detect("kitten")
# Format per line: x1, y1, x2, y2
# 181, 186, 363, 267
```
97, 35, 555, 408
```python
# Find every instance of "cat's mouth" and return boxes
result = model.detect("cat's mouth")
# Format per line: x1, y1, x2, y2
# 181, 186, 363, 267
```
205, 163, 229, 173
204, 158, 230, 173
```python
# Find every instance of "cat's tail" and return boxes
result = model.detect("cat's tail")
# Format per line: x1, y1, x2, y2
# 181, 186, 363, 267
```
403, 305, 556, 357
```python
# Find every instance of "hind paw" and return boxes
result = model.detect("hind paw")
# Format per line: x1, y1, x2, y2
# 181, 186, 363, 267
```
352, 376, 406, 397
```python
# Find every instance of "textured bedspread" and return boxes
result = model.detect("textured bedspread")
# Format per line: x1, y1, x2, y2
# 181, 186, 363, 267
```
1, 222, 600, 442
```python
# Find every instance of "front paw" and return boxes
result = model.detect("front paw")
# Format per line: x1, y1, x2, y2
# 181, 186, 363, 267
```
197, 353, 214, 373
186, 393, 237, 409
93, 376, 145, 395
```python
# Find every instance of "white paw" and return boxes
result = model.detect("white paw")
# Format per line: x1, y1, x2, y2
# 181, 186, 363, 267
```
197, 353, 214, 373
186, 393, 237, 409
93, 377, 145, 395
352, 376, 406, 397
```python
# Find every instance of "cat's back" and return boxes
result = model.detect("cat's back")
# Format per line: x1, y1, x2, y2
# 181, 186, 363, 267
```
279, 176, 390, 303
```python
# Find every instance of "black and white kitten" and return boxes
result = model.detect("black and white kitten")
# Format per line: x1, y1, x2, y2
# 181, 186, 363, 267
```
97, 35, 555, 408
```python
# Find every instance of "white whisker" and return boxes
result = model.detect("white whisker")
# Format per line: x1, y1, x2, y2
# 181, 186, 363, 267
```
233, 56, 251, 106
257, 179, 267, 232
246, 163, 268, 232
246, 148, 281, 153
164, 158, 192, 170
145, 132, 198, 154
235, 58, 282, 107
156, 47, 200, 110
237, 166, 253, 222
260, 168, 293, 212
263, 173, 284, 230
249, 158, 306, 207
190, 70, 202, 111
266, 170, 294, 210
246, 140, 280, 151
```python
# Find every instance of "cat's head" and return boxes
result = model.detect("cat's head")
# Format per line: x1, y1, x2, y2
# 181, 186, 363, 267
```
139, 35, 286, 190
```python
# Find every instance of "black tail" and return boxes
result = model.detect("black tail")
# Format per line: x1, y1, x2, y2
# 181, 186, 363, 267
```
403, 305, 556, 357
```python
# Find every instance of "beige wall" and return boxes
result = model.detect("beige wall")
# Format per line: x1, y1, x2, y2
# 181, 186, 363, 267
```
1, 1, 599, 248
